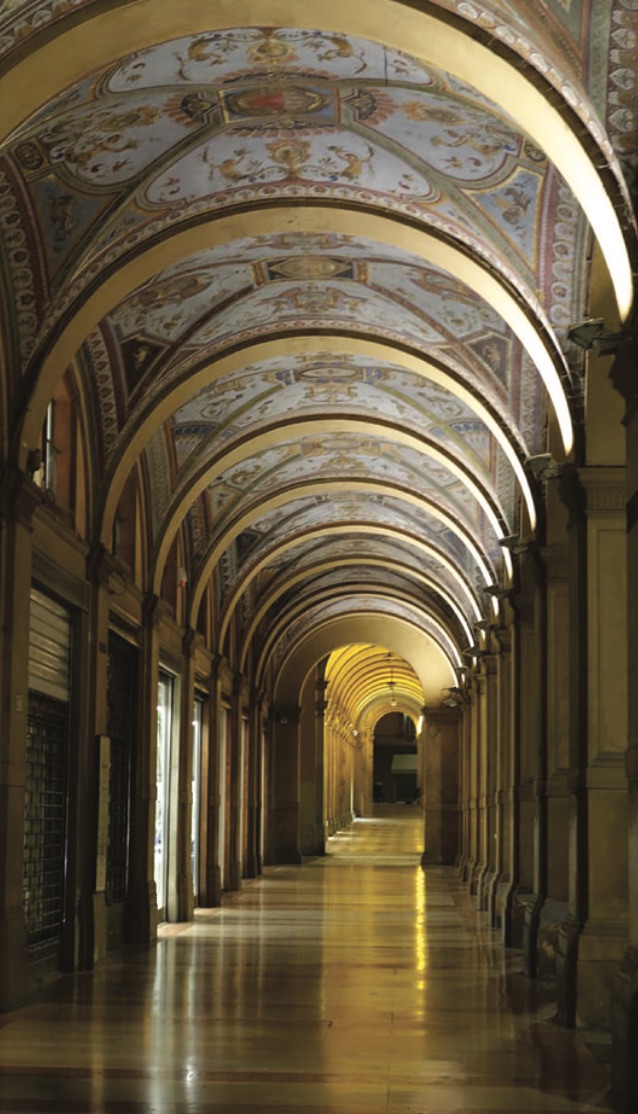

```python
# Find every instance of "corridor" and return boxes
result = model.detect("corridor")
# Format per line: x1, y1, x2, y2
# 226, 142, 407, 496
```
0, 808, 612, 1113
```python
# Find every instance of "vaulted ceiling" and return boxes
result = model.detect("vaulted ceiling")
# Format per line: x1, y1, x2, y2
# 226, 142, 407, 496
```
1, 2, 636, 712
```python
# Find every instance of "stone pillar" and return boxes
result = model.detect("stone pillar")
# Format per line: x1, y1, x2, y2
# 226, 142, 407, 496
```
81, 545, 121, 967
478, 655, 498, 912
466, 681, 480, 891
457, 694, 471, 879
270, 705, 302, 863
0, 471, 39, 1008
512, 558, 544, 955
421, 706, 459, 865
557, 466, 628, 1029
475, 668, 489, 899
536, 545, 570, 982
612, 351, 638, 1104
174, 628, 197, 921
244, 689, 264, 878
487, 627, 511, 927
226, 673, 245, 893
499, 607, 521, 947
200, 654, 223, 906
127, 593, 164, 945
313, 679, 328, 854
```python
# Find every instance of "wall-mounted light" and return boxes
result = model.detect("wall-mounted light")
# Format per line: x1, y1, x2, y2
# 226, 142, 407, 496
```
567, 318, 629, 356
177, 566, 188, 588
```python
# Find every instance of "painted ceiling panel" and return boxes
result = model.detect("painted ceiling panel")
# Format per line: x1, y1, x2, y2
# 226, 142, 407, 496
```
270, 593, 463, 676
2, 24, 587, 343
224, 531, 482, 636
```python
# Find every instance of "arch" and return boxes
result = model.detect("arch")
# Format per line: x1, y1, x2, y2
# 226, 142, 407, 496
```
19, 208, 573, 468
102, 330, 539, 548
155, 471, 505, 600
189, 521, 485, 631
272, 612, 456, 706
254, 589, 465, 691
236, 555, 475, 672
2, 0, 631, 320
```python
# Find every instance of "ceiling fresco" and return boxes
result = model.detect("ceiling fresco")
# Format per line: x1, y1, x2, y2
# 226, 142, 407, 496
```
1, 2, 637, 693
1, 25, 589, 373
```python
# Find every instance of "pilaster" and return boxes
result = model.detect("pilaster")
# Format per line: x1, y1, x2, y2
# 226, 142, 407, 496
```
270, 704, 302, 863
174, 628, 197, 921
420, 706, 459, 866
610, 344, 638, 1106
0, 469, 39, 1008
126, 592, 164, 945
557, 465, 628, 1029
200, 654, 223, 906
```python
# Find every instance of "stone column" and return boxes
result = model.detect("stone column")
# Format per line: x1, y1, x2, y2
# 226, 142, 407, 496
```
512, 557, 544, 955
478, 655, 498, 912
314, 679, 328, 854
226, 673, 245, 893
536, 544, 570, 982
487, 626, 511, 927
499, 606, 521, 947
270, 705, 302, 863
457, 693, 471, 879
174, 628, 197, 922
127, 593, 164, 944
200, 654, 223, 906
0, 471, 40, 1008
244, 688, 264, 878
557, 466, 628, 1028
466, 680, 480, 891
81, 545, 121, 967
421, 706, 459, 865
475, 668, 489, 898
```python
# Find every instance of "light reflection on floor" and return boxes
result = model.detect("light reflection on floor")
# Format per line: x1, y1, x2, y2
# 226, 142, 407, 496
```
0, 804, 613, 1112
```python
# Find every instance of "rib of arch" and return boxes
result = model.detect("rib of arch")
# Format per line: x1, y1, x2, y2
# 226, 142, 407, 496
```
255, 590, 464, 685
191, 521, 485, 632
105, 331, 537, 554
236, 555, 475, 672
2, 0, 631, 320
157, 472, 502, 605
22, 209, 571, 469
271, 612, 456, 706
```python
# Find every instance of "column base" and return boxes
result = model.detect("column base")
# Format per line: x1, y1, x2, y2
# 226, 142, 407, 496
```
484, 869, 502, 927
522, 893, 543, 978
509, 887, 535, 950
611, 946, 638, 1109
477, 867, 496, 913
535, 898, 569, 985
495, 874, 514, 943
201, 864, 222, 907
126, 881, 158, 946
557, 915, 626, 1029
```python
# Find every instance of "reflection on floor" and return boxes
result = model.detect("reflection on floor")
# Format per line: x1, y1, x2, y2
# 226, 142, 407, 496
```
0, 805, 613, 1112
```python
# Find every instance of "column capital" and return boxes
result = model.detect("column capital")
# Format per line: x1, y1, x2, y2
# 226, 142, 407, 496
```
577, 465, 625, 515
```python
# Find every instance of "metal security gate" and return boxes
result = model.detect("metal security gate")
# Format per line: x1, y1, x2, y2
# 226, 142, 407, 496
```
106, 632, 136, 908
23, 589, 71, 955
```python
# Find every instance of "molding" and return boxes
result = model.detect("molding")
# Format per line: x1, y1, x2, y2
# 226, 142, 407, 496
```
32, 545, 89, 610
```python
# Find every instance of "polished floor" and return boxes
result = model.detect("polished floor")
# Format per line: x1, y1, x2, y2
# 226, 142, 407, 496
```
0, 807, 613, 1113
